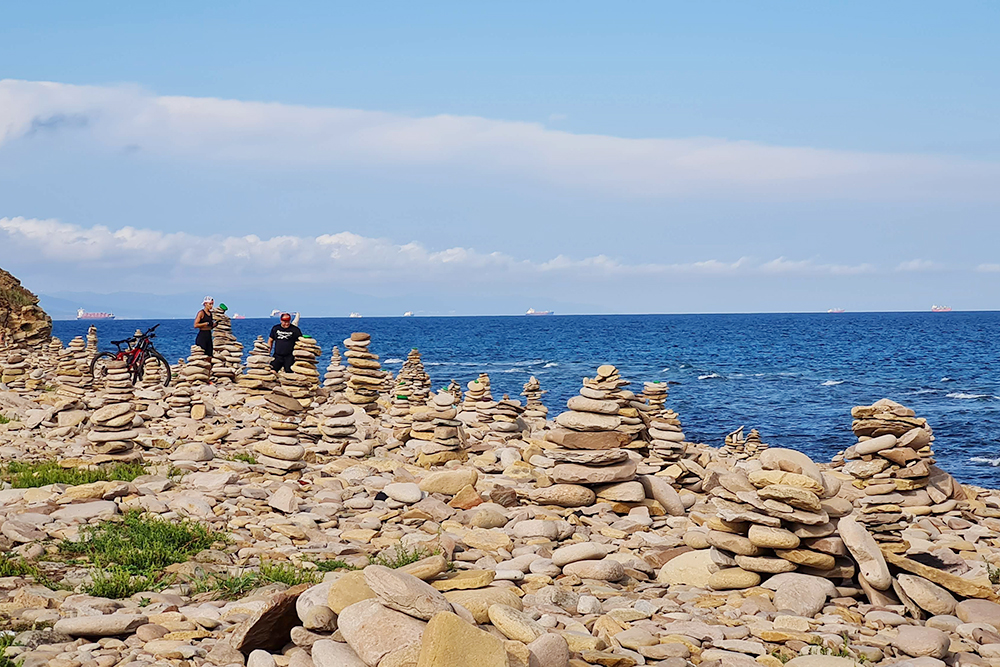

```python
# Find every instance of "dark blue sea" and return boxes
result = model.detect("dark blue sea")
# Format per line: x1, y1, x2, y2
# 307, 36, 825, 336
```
53, 313, 1000, 485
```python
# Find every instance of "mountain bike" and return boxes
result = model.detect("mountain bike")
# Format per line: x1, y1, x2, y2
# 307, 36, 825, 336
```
90, 324, 172, 387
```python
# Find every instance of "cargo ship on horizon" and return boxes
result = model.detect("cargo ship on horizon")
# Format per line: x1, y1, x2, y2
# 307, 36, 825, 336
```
931, 305, 953, 312
525, 308, 553, 316
76, 308, 115, 320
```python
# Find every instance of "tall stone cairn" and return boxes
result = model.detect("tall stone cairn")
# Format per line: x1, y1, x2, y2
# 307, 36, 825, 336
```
210, 307, 244, 382
521, 376, 548, 421
412, 391, 465, 467
1, 349, 29, 392
839, 398, 947, 545
396, 349, 431, 407
239, 336, 277, 393
86, 360, 142, 462
322, 346, 347, 393
55, 342, 88, 400
85, 325, 99, 362
317, 403, 358, 455
344, 333, 382, 416
254, 391, 307, 473
279, 336, 321, 401
180, 345, 212, 386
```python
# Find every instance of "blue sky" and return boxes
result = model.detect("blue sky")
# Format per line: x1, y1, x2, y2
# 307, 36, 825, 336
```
2, 1, 999, 316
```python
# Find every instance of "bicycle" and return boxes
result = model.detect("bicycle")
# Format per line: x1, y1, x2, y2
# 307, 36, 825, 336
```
90, 324, 172, 387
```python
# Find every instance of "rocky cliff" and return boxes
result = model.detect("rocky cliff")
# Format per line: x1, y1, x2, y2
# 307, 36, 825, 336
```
0, 267, 51, 347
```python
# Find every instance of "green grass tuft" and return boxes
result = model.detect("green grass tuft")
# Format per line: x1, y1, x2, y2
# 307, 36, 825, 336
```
227, 452, 257, 464
1, 460, 147, 488
368, 544, 433, 569
84, 567, 161, 599
258, 561, 319, 586
189, 570, 261, 600
0, 631, 20, 667
314, 559, 357, 572
58, 510, 224, 597
0, 554, 37, 579
0, 414, 11, 425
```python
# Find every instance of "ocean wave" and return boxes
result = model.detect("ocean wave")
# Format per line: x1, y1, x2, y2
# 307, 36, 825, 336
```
946, 392, 996, 400
543, 362, 559, 368
698, 373, 724, 380
820, 380, 844, 386
384, 358, 403, 364
941, 377, 955, 382
501, 368, 527, 373
661, 367, 670, 372
908, 389, 938, 395
970, 456, 1000, 466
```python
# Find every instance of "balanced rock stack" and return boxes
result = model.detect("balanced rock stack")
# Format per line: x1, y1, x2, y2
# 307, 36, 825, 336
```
487, 398, 525, 442
165, 386, 193, 418
85, 325, 98, 362
520, 376, 548, 422
396, 348, 431, 406
840, 398, 953, 545
317, 403, 358, 455
1, 349, 29, 391
55, 344, 88, 400
410, 391, 465, 467
239, 336, 277, 393
719, 426, 769, 461
344, 333, 383, 416
322, 346, 347, 393
703, 447, 851, 589
68, 337, 91, 386
210, 307, 243, 382
279, 336, 322, 401
254, 391, 307, 472
179, 345, 212, 386
86, 360, 142, 461
644, 387, 688, 465
459, 377, 490, 426
537, 366, 642, 507
446, 379, 462, 405
38, 336, 62, 371
388, 379, 416, 440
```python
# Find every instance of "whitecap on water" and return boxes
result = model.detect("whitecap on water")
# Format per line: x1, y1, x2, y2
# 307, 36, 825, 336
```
946, 392, 995, 400
970, 456, 1000, 466
384, 358, 403, 364
908, 388, 937, 395
941, 377, 955, 382
698, 373, 724, 380
543, 362, 558, 368
820, 380, 844, 386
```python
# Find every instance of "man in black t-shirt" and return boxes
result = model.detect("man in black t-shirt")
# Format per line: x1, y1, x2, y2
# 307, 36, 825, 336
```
268, 312, 302, 372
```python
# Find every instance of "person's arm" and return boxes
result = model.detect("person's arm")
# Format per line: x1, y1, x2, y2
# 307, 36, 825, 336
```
194, 311, 208, 330
267, 326, 277, 353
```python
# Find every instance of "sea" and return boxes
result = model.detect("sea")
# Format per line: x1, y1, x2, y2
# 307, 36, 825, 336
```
53, 312, 1000, 486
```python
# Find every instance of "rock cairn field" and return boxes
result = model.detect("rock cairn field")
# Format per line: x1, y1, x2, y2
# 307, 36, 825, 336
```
2, 321, 1000, 667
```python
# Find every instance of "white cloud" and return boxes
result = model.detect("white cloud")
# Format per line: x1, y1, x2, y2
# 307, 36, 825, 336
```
977, 264, 1000, 273
2, 79, 999, 201
895, 259, 942, 272
0, 216, 883, 291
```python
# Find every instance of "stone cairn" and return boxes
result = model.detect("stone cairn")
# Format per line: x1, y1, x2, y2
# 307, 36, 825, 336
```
317, 403, 358, 455
536, 365, 640, 508
642, 381, 689, 465
179, 345, 212, 386
322, 346, 347, 393
210, 307, 244, 383
520, 376, 548, 423
165, 386, 193, 418
446, 378, 462, 405
279, 336, 322, 402
85, 325, 98, 362
703, 447, 852, 589
239, 336, 277, 394
410, 390, 465, 467
344, 333, 382, 416
55, 341, 88, 400
1, 348, 29, 392
396, 348, 431, 407
459, 376, 490, 427
487, 397, 525, 443
720, 426, 770, 460
838, 398, 947, 546
254, 391, 307, 473
86, 360, 142, 462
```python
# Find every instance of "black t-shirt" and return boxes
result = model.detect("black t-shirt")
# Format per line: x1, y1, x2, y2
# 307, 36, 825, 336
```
269, 324, 302, 356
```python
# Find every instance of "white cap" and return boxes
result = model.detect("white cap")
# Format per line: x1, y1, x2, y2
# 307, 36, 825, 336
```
203, 295, 215, 304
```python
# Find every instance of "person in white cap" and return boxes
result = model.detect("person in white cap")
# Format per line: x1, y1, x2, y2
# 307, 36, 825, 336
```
193, 296, 216, 358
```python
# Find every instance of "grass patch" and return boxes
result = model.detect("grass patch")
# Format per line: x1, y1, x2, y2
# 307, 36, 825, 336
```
259, 561, 319, 586
0, 554, 37, 579
0, 414, 11, 425
987, 561, 1000, 585
59, 511, 224, 598
368, 544, 433, 569
189, 570, 261, 600
1, 460, 147, 488
227, 452, 257, 464
314, 559, 357, 572
84, 567, 161, 599
0, 631, 19, 667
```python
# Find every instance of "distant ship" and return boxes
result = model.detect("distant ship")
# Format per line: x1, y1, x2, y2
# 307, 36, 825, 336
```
403, 311, 414, 317
349, 312, 363, 319
231, 313, 246, 320
931, 305, 953, 312
525, 308, 553, 316
76, 308, 115, 320
827, 308, 846, 314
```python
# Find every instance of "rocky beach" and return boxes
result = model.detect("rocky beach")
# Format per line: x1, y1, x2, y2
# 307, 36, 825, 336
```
2, 293, 1000, 667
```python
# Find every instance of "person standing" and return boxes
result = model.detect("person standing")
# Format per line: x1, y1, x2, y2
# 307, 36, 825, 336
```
194, 296, 216, 358
268, 312, 302, 372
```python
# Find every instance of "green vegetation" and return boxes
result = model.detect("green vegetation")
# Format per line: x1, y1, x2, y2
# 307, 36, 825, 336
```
368, 544, 433, 569
314, 559, 357, 572
227, 452, 257, 464
188, 561, 318, 600
59, 511, 224, 598
259, 561, 319, 586
0, 631, 21, 667
1, 460, 146, 488
0, 554, 38, 579
987, 561, 1000, 585
0, 414, 11, 425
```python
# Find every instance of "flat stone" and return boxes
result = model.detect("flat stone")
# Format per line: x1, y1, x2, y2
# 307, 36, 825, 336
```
554, 410, 622, 432
892, 625, 951, 659
442, 588, 523, 624
657, 550, 714, 587
956, 600, 1000, 629
53, 613, 148, 637
338, 599, 427, 666
417, 611, 507, 667
545, 428, 631, 450
384, 482, 423, 504
767, 573, 837, 618
230, 583, 310, 654
429, 570, 494, 591
527, 484, 596, 507
327, 571, 376, 614
884, 550, 998, 601
839, 516, 891, 590
708, 568, 761, 590
311, 639, 367, 667
550, 459, 636, 485
562, 558, 625, 581
748, 525, 800, 549
552, 542, 610, 567
898, 574, 958, 616
365, 564, 453, 620
420, 469, 478, 495
487, 604, 546, 643
462, 528, 512, 552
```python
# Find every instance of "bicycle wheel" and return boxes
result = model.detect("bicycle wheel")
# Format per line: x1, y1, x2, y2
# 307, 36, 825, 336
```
90, 352, 118, 383
146, 350, 172, 387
